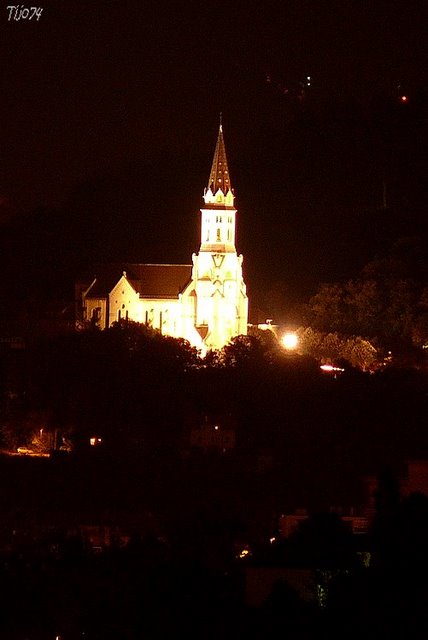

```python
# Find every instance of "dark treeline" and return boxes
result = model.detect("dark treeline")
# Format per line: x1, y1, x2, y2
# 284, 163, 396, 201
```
2, 322, 427, 514
301, 236, 428, 354
0, 323, 428, 637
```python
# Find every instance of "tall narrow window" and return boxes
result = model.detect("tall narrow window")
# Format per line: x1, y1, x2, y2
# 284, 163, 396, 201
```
216, 228, 221, 241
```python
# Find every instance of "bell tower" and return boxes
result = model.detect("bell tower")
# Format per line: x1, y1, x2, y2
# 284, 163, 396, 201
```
200, 121, 236, 253
191, 120, 248, 350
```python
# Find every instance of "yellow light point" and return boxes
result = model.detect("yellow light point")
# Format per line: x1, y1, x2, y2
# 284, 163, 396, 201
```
320, 364, 334, 372
320, 364, 345, 373
282, 332, 299, 350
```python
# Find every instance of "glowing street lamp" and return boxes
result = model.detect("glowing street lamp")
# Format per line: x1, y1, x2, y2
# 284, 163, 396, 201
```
282, 332, 299, 350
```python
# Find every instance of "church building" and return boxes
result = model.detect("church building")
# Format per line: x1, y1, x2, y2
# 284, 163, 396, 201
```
77, 123, 248, 351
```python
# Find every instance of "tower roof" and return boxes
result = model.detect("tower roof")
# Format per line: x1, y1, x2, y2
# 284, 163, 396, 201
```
207, 123, 232, 195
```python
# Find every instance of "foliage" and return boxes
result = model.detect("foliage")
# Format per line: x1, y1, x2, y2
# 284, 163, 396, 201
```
219, 334, 276, 368
288, 511, 357, 570
297, 327, 379, 371
25, 321, 201, 449
307, 237, 428, 351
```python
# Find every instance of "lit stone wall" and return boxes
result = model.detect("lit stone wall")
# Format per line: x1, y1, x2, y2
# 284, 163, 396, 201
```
200, 207, 236, 251
108, 276, 142, 326
138, 298, 182, 336
190, 249, 248, 350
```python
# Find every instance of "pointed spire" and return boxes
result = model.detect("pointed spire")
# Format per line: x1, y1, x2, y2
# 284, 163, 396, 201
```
208, 116, 232, 195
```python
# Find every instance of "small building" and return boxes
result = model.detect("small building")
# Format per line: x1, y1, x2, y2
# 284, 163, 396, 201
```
190, 423, 236, 452
279, 511, 369, 538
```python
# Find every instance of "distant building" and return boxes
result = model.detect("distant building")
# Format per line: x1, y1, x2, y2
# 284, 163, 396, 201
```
190, 418, 236, 453
364, 459, 428, 510
401, 460, 428, 496
279, 512, 369, 538
76, 123, 248, 351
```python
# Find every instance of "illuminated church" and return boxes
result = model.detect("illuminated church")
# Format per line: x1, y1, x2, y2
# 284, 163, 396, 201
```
78, 124, 248, 351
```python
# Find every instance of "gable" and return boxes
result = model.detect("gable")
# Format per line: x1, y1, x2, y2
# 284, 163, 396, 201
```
110, 275, 138, 299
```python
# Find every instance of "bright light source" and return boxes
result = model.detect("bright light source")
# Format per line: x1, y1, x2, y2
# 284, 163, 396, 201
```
400, 95, 408, 102
282, 332, 299, 350
320, 364, 345, 373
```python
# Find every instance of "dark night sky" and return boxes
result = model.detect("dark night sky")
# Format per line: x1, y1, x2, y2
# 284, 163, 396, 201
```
1, 0, 427, 309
